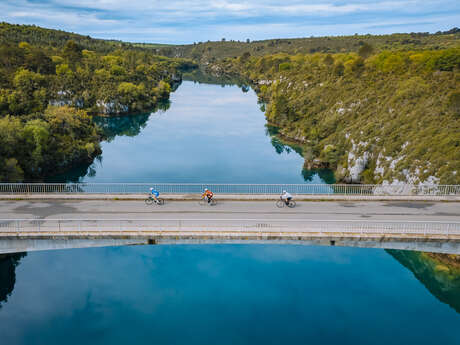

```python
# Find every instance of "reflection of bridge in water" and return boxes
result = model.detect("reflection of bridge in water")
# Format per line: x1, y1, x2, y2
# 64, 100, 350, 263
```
1, 218, 460, 255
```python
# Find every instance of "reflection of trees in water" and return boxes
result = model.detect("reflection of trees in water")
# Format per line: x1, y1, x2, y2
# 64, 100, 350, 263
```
183, 69, 249, 90
94, 100, 170, 142
387, 250, 460, 314
265, 124, 335, 183
50, 101, 172, 183
0, 253, 26, 308
301, 168, 335, 184
94, 113, 150, 142
45, 156, 100, 183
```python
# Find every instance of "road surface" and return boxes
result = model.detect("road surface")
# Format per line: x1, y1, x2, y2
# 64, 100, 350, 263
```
0, 200, 459, 222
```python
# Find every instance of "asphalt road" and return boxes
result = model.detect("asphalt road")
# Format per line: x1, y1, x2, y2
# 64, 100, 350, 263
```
0, 200, 459, 222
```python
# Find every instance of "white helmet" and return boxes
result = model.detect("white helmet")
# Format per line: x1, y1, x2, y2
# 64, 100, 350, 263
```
150, 188, 153, 191
282, 190, 286, 193
204, 188, 208, 191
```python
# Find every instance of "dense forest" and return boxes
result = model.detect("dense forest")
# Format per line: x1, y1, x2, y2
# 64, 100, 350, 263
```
0, 23, 195, 182
203, 42, 460, 184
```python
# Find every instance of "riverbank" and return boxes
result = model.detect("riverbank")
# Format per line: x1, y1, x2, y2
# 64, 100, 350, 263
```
204, 48, 460, 186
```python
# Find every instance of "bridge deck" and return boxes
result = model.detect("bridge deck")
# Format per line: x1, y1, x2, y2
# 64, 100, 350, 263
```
1, 199, 459, 222
1, 200, 460, 254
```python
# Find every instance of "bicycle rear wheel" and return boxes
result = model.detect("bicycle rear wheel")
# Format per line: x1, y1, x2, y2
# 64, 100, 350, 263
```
287, 200, 296, 208
145, 198, 153, 205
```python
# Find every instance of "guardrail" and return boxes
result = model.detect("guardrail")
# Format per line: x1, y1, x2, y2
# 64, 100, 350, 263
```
1, 219, 459, 236
0, 183, 459, 196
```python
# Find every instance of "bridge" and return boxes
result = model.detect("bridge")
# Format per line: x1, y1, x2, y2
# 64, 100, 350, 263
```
1, 183, 460, 254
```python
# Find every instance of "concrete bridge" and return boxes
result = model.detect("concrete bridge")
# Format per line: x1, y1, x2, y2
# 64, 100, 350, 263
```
1, 198, 459, 254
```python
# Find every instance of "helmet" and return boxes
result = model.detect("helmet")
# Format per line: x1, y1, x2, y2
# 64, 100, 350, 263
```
282, 190, 286, 193
150, 188, 153, 191
204, 188, 208, 191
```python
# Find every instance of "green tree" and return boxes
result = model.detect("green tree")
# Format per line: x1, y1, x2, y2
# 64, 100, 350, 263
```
62, 40, 83, 66
323, 54, 334, 66
358, 43, 374, 59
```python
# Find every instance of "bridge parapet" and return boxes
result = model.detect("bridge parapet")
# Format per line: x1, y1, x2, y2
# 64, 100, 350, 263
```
2, 219, 460, 254
1, 219, 460, 236
1, 183, 460, 196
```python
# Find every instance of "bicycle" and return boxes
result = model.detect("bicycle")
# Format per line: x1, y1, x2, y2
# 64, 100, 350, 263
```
199, 197, 217, 206
145, 196, 165, 206
276, 198, 296, 208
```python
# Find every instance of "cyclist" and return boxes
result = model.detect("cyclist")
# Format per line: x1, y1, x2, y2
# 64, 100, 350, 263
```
280, 190, 293, 206
149, 187, 160, 204
202, 188, 214, 204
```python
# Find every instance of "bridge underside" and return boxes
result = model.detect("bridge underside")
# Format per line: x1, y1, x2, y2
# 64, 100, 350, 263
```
1, 234, 459, 255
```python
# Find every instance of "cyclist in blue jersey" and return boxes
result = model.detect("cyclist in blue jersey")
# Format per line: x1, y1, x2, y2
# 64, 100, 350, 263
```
149, 188, 160, 204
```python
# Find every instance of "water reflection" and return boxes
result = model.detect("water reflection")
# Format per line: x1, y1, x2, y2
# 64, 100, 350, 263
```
0, 253, 26, 308
182, 68, 248, 89
1, 246, 459, 345
266, 124, 335, 184
387, 250, 460, 314
95, 113, 151, 142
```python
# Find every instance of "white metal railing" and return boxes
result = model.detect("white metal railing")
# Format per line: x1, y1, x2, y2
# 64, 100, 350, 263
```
0, 219, 459, 236
0, 183, 459, 196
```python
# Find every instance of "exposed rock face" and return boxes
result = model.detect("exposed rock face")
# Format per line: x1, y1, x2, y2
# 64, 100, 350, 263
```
345, 139, 370, 183
50, 90, 84, 108
96, 100, 129, 115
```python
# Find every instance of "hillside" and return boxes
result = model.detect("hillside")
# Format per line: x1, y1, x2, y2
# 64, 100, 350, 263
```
203, 44, 460, 185
158, 28, 460, 61
0, 23, 195, 182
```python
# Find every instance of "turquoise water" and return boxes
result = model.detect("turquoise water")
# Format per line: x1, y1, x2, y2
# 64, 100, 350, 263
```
1, 245, 459, 345
54, 80, 333, 183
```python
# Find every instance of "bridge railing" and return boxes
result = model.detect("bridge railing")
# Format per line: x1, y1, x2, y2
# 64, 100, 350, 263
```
0, 183, 459, 196
1, 219, 459, 236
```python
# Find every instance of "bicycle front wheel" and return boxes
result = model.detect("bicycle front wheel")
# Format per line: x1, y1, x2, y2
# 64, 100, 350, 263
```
287, 200, 296, 208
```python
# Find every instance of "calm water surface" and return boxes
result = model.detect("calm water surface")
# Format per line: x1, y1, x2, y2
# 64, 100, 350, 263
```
13, 79, 459, 343
54, 80, 333, 183
0, 245, 459, 345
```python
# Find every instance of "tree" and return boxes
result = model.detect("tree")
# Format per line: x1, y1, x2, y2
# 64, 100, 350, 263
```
240, 51, 251, 63
62, 40, 83, 66
358, 43, 374, 59
323, 54, 334, 66
0, 158, 24, 182
333, 62, 345, 76
447, 91, 460, 117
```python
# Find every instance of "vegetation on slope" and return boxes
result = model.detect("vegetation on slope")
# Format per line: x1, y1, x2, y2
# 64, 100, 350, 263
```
0, 23, 196, 182
160, 28, 460, 61
205, 46, 460, 184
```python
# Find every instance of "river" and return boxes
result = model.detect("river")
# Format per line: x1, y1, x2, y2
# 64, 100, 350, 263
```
52, 79, 334, 183
0, 246, 459, 344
